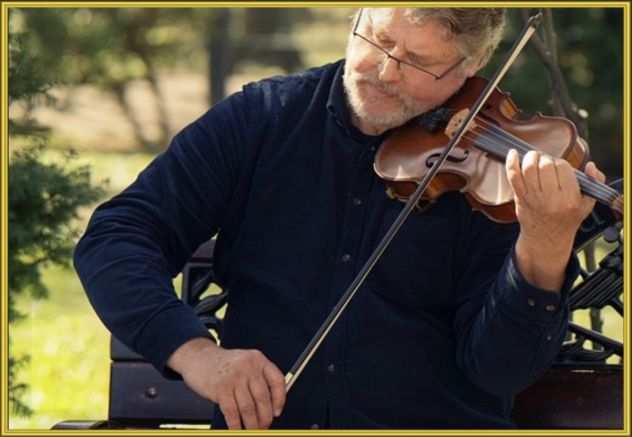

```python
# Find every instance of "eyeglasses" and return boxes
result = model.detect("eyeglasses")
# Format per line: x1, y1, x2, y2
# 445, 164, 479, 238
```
352, 8, 465, 81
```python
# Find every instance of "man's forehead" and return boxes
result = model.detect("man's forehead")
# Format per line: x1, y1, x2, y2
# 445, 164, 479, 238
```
366, 8, 397, 25
365, 8, 455, 50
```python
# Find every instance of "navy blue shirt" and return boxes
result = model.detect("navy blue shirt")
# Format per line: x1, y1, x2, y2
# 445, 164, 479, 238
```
74, 60, 579, 429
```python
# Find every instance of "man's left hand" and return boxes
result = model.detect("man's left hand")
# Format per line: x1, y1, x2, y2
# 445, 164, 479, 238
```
505, 148, 606, 290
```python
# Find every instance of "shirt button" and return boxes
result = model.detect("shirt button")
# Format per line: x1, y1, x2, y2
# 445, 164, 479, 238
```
370, 145, 376, 152
546, 334, 553, 341
341, 254, 351, 263
311, 424, 320, 429
352, 197, 363, 206
527, 298, 536, 307
545, 304, 556, 312
327, 363, 336, 374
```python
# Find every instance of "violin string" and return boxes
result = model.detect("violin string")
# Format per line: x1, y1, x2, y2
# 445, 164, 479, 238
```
477, 125, 619, 203
462, 129, 616, 204
475, 118, 619, 199
460, 117, 619, 202
473, 117, 619, 200
466, 128, 616, 203
459, 129, 616, 204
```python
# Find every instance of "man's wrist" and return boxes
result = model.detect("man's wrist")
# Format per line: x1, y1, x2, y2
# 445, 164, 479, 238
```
167, 337, 220, 375
514, 234, 573, 292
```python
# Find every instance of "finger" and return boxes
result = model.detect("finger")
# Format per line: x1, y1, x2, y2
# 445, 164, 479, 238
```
234, 383, 259, 429
218, 392, 242, 430
556, 159, 580, 196
248, 376, 274, 428
263, 361, 287, 418
579, 161, 604, 214
585, 161, 606, 183
538, 154, 560, 191
556, 160, 588, 218
522, 150, 541, 193
505, 148, 528, 199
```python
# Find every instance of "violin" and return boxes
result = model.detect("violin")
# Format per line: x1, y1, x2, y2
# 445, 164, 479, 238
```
374, 76, 624, 224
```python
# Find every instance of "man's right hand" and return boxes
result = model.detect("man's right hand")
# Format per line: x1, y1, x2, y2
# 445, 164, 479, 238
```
166, 337, 287, 429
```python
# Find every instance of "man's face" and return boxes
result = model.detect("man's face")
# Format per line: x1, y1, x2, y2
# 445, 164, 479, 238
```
343, 8, 477, 135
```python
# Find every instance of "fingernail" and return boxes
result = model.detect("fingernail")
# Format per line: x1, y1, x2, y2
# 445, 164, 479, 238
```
275, 409, 281, 417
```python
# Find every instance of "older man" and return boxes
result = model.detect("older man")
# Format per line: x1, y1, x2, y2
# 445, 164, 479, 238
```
74, 8, 605, 429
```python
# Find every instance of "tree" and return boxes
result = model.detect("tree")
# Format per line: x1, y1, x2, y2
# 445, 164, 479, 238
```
16, 8, 208, 151
8, 23, 105, 416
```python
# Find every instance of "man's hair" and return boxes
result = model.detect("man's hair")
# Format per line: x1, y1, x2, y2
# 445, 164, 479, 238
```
404, 8, 506, 71
353, 8, 506, 73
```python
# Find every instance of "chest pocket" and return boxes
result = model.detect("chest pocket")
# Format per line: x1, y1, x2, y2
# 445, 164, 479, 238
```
368, 195, 461, 311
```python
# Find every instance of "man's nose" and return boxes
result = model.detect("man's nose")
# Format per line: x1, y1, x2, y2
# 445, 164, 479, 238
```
378, 55, 402, 83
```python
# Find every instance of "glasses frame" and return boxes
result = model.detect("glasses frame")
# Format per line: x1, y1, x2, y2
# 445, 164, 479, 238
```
352, 8, 465, 81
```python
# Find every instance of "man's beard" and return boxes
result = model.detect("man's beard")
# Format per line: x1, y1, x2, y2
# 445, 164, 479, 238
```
342, 67, 432, 133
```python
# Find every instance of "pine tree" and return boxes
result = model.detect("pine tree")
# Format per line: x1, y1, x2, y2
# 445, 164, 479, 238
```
8, 25, 105, 417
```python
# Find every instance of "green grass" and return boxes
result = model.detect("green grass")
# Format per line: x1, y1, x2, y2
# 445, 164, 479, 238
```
9, 264, 110, 429
9, 264, 184, 430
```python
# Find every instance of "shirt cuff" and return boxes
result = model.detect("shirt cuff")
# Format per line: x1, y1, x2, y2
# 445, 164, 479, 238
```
134, 304, 214, 380
500, 244, 580, 324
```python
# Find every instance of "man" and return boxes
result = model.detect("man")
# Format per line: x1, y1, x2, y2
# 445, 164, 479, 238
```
74, 8, 606, 429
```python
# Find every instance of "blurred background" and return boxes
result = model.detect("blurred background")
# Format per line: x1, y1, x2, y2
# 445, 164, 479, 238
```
7, 7, 624, 429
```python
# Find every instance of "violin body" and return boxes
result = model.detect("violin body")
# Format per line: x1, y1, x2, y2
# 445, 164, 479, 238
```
374, 76, 591, 223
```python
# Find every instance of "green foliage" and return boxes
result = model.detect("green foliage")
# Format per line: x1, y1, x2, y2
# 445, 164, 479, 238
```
8, 18, 106, 418
13, 8, 208, 149
8, 355, 32, 418
14, 8, 201, 86
8, 145, 105, 315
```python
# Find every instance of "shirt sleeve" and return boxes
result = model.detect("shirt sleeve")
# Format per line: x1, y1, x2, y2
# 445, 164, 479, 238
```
73, 85, 264, 379
453, 210, 580, 397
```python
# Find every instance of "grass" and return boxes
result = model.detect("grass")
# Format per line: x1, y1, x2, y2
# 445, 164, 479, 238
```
9, 263, 185, 430
9, 264, 111, 429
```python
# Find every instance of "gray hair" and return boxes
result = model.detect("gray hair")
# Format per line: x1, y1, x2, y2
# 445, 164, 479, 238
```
404, 8, 506, 71
354, 8, 506, 73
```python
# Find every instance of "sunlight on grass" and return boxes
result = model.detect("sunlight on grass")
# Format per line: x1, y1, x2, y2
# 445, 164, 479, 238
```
9, 263, 185, 430
9, 264, 110, 429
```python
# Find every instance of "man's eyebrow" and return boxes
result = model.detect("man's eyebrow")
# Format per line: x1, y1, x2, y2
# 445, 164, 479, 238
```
406, 52, 436, 63
372, 26, 439, 65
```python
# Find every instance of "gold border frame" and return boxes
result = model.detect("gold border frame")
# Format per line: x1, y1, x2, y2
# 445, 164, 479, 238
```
0, 2, 629, 436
